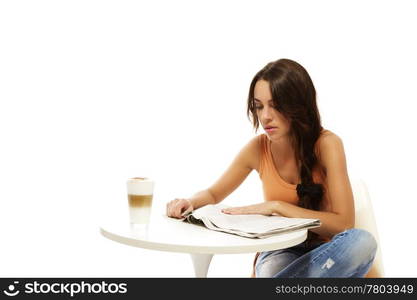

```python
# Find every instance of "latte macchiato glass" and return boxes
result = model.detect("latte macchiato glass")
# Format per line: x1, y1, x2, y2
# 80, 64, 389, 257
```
126, 177, 154, 225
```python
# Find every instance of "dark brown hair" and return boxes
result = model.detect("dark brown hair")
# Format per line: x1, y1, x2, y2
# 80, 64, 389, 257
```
247, 58, 324, 211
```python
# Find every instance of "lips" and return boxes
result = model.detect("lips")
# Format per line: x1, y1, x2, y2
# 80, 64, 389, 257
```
264, 126, 277, 130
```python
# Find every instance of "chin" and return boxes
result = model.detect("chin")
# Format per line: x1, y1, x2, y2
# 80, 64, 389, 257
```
267, 132, 287, 142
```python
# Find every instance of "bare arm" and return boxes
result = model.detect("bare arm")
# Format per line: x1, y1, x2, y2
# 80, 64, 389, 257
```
223, 133, 355, 239
276, 134, 354, 237
273, 200, 352, 238
166, 136, 260, 218
187, 189, 217, 210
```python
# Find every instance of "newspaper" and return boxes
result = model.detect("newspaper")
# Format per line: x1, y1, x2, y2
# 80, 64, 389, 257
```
182, 204, 321, 239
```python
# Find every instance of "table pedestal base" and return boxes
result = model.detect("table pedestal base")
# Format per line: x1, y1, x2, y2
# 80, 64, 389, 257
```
190, 254, 213, 277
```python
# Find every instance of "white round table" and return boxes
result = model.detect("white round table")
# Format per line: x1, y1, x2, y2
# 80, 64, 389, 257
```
100, 212, 307, 277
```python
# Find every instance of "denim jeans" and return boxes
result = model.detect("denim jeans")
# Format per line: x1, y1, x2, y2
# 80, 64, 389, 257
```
255, 228, 377, 278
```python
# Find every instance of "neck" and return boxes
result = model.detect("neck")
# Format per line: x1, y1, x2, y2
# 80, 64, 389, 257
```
270, 135, 295, 161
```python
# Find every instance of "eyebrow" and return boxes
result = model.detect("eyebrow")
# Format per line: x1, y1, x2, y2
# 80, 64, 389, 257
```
254, 98, 273, 103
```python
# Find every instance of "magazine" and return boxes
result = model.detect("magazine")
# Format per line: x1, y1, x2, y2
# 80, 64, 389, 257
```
181, 204, 321, 239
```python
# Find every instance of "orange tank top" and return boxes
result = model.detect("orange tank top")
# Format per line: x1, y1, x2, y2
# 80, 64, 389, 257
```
251, 130, 335, 277
257, 130, 331, 210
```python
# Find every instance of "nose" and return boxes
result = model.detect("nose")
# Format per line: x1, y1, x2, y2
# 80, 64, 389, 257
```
260, 106, 273, 123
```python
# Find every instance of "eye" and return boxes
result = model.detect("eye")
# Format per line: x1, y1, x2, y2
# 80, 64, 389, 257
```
255, 105, 263, 110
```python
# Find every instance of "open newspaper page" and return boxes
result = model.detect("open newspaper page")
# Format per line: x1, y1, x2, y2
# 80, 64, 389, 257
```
182, 204, 321, 238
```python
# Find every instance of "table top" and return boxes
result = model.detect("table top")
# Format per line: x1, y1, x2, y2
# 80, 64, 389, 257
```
100, 211, 308, 254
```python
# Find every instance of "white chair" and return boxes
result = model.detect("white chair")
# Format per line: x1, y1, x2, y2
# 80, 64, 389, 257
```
351, 179, 384, 277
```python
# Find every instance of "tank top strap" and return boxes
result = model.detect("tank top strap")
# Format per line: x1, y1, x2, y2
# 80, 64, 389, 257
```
258, 134, 268, 177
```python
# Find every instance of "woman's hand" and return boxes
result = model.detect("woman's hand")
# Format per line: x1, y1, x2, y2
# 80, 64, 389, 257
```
221, 201, 279, 216
166, 198, 194, 219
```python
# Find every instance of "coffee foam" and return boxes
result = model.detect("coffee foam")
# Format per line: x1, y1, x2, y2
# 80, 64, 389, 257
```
127, 178, 154, 195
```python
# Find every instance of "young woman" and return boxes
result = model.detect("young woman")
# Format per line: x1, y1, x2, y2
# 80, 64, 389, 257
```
166, 58, 377, 277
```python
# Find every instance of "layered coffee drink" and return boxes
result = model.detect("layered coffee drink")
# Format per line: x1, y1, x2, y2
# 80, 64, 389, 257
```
126, 177, 154, 224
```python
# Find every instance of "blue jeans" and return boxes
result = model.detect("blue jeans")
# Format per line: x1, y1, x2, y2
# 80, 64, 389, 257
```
255, 228, 377, 278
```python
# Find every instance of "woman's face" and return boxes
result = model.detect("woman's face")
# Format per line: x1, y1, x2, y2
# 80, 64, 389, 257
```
254, 79, 291, 141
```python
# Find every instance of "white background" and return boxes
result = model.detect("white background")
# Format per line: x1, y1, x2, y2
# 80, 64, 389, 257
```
1, 0, 416, 277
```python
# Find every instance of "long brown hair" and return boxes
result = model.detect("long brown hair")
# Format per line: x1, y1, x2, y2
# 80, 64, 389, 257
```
247, 58, 324, 211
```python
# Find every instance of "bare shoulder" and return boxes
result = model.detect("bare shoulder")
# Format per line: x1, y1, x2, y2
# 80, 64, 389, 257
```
318, 129, 342, 144
318, 130, 344, 149
316, 130, 346, 169
239, 134, 262, 172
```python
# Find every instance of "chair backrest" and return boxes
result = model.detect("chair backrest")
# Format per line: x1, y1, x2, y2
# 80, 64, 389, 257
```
351, 179, 384, 277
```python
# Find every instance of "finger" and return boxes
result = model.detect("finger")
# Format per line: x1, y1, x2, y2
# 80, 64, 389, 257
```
168, 201, 179, 217
181, 206, 193, 217
222, 207, 247, 215
167, 199, 180, 217
167, 204, 173, 217
173, 203, 185, 218
222, 208, 236, 214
